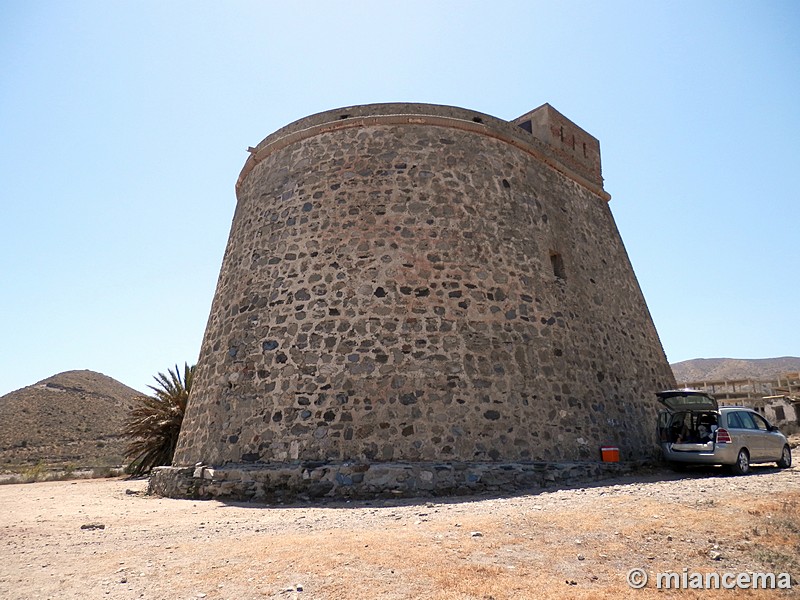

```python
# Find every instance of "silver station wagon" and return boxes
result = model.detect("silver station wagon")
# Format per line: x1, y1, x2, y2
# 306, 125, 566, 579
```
656, 390, 793, 474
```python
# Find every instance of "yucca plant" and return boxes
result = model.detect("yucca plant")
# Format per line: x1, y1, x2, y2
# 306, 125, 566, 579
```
123, 363, 195, 476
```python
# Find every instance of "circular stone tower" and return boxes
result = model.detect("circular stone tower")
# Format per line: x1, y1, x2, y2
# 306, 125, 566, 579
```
153, 103, 675, 500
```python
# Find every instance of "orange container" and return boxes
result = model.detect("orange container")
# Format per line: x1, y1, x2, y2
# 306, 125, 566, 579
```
600, 446, 620, 462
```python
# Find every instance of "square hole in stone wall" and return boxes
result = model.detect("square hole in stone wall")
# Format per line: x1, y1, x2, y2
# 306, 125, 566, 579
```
550, 252, 565, 280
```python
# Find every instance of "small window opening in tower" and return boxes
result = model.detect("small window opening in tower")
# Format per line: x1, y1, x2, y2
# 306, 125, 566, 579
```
339, 114, 351, 119
472, 116, 484, 124
582, 142, 587, 158
518, 120, 532, 133
559, 126, 564, 142
550, 252, 565, 280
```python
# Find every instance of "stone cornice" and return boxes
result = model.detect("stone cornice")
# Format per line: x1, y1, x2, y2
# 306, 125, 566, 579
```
237, 111, 611, 202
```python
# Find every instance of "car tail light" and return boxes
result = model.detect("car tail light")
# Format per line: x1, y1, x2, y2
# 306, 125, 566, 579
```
716, 428, 732, 444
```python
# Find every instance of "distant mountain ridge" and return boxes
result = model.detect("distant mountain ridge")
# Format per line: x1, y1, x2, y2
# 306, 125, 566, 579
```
0, 370, 143, 471
671, 357, 800, 383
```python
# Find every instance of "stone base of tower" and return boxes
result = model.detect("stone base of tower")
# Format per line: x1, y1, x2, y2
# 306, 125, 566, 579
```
148, 458, 655, 502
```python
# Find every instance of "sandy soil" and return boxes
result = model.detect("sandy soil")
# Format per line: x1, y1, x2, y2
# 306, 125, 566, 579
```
1, 456, 798, 600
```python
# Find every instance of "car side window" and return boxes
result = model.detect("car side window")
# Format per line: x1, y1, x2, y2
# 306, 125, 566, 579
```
726, 412, 743, 428
750, 413, 770, 431
737, 411, 757, 430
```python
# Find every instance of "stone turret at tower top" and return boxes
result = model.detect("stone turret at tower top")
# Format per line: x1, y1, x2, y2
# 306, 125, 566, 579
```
513, 103, 603, 190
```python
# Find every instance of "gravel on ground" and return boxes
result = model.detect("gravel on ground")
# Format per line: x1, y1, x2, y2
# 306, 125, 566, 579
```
1, 454, 798, 600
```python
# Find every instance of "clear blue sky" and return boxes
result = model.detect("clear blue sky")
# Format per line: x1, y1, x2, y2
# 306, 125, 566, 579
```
1, 1, 798, 396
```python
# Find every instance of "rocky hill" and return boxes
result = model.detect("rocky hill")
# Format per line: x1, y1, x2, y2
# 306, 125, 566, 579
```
0, 370, 143, 472
671, 356, 800, 383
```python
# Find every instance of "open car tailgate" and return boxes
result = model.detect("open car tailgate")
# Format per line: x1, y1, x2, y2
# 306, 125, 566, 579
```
656, 390, 718, 412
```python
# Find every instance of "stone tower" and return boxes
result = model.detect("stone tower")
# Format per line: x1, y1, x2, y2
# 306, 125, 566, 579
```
152, 103, 675, 500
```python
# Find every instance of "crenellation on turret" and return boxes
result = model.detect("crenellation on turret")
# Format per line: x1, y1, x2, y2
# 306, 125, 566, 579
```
513, 103, 603, 189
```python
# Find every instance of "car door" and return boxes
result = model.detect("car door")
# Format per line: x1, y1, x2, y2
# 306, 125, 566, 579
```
750, 412, 785, 461
729, 411, 763, 460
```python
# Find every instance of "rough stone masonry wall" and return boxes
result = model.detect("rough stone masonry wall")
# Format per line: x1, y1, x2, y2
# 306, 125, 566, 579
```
172, 104, 675, 484
150, 459, 649, 502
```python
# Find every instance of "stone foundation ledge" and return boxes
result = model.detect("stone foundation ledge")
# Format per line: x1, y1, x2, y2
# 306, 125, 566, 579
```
148, 459, 651, 502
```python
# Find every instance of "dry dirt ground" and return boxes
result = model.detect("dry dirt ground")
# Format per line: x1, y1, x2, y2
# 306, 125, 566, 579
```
1, 455, 799, 600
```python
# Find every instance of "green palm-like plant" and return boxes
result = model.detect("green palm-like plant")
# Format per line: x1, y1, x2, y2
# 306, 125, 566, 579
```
123, 363, 195, 476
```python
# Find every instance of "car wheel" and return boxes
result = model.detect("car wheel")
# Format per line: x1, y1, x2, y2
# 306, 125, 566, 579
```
777, 445, 792, 469
730, 449, 750, 475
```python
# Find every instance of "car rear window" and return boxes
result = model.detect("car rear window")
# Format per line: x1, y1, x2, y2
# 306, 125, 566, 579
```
737, 411, 758, 430
726, 412, 745, 428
